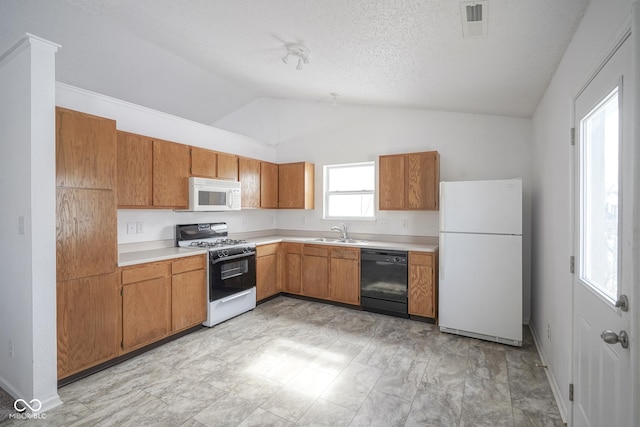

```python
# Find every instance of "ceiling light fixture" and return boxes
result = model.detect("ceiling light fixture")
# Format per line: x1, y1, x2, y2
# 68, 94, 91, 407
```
282, 43, 310, 70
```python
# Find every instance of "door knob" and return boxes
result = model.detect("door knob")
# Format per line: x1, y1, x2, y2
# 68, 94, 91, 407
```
601, 330, 629, 349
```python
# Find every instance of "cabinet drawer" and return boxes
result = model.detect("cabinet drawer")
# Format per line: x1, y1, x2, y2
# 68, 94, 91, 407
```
409, 252, 433, 267
257, 243, 278, 257
172, 255, 206, 275
121, 262, 171, 285
303, 245, 329, 257
283, 243, 302, 254
330, 248, 359, 260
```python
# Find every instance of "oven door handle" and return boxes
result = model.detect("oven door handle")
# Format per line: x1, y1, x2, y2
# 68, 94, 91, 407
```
220, 289, 253, 303
211, 252, 255, 264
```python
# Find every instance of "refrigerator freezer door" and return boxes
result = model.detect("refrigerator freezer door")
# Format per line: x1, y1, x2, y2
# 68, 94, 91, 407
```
440, 179, 522, 235
439, 232, 522, 344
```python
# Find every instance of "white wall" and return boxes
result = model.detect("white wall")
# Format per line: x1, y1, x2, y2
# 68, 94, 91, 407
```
0, 35, 61, 411
55, 84, 280, 245
218, 98, 533, 322
530, 0, 635, 421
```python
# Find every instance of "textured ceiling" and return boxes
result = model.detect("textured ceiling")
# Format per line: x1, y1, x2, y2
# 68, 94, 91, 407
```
2, 0, 590, 123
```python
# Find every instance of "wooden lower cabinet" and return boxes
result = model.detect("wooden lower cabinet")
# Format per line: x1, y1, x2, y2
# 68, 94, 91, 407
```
329, 247, 360, 305
57, 273, 119, 379
302, 245, 330, 299
408, 251, 438, 318
256, 244, 279, 301
282, 243, 302, 294
120, 255, 206, 353
172, 255, 207, 331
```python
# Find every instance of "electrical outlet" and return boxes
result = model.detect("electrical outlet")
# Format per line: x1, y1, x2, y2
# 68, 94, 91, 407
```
127, 222, 136, 234
136, 222, 144, 233
379, 219, 389, 228
9, 339, 14, 358
402, 219, 409, 229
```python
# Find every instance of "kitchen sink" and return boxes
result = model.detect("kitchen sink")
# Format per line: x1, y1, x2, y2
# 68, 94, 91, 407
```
308, 238, 367, 244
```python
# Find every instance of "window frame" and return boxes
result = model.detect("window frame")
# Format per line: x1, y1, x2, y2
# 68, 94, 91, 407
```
323, 161, 376, 221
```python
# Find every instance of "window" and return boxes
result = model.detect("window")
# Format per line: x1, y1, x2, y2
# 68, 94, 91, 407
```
324, 162, 375, 219
580, 87, 619, 301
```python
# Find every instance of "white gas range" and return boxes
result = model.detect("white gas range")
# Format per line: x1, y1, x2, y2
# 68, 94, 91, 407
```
176, 222, 256, 327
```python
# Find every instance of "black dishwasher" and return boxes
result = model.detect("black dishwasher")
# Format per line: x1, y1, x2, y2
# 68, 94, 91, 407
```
360, 249, 408, 318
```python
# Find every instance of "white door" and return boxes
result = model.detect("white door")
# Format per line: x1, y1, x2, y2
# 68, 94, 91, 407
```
572, 33, 635, 426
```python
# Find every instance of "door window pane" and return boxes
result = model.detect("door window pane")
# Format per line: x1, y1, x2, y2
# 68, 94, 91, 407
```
580, 87, 619, 300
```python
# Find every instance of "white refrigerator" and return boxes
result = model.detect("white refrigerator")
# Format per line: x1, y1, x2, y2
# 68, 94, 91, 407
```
439, 178, 523, 346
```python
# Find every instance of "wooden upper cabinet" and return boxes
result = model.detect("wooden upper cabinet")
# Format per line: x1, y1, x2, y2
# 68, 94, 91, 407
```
116, 131, 153, 207
153, 139, 190, 208
260, 162, 279, 209
379, 155, 405, 210
217, 152, 239, 180
190, 147, 238, 180
190, 146, 218, 178
406, 151, 439, 209
278, 162, 315, 209
239, 157, 261, 208
56, 107, 116, 190
379, 151, 439, 210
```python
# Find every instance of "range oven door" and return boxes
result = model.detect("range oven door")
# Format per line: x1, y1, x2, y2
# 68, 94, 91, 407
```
209, 252, 256, 301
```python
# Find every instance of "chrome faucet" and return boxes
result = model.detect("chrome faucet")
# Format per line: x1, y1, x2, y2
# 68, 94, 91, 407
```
330, 223, 348, 240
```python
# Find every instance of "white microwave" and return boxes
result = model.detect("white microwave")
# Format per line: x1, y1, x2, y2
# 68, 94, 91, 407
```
188, 177, 241, 211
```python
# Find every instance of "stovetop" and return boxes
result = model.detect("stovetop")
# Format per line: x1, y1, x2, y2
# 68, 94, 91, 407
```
175, 222, 255, 255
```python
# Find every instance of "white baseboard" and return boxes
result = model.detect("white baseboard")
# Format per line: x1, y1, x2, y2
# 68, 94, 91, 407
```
529, 321, 569, 424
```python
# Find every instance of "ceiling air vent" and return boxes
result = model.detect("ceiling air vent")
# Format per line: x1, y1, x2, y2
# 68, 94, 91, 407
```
460, 1, 488, 39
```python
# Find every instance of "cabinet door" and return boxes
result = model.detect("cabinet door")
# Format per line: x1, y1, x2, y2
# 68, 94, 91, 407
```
217, 152, 239, 180
56, 187, 116, 281
329, 248, 360, 305
302, 246, 329, 299
172, 268, 207, 332
278, 162, 314, 209
408, 252, 435, 317
257, 247, 279, 301
153, 139, 190, 208
191, 146, 218, 178
116, 131, 153, 207
260, 162, 279, 208
282, 244, 302, 294
56, 107, 116, 190
407, 151, 439, 210
122, 276, 172, 351
239, 158, 261, 208
57, 273, 119, 379
379, 154, 405, 210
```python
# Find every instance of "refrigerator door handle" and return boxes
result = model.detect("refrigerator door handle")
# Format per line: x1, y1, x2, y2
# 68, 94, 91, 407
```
439, 235, 444, 281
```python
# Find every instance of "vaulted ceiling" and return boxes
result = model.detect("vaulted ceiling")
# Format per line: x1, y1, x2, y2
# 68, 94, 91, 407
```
2, 0, 590, 124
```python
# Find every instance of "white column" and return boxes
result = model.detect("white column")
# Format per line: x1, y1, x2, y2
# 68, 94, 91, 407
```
0, 33, 61, 412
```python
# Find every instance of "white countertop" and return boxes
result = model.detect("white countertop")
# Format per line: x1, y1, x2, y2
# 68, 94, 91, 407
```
118, 247, 208, 267
251, 235, 438, 253
118, 235, 437, 267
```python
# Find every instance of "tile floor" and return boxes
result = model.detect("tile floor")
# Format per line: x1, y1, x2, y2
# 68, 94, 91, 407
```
2, 296, 563, 426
